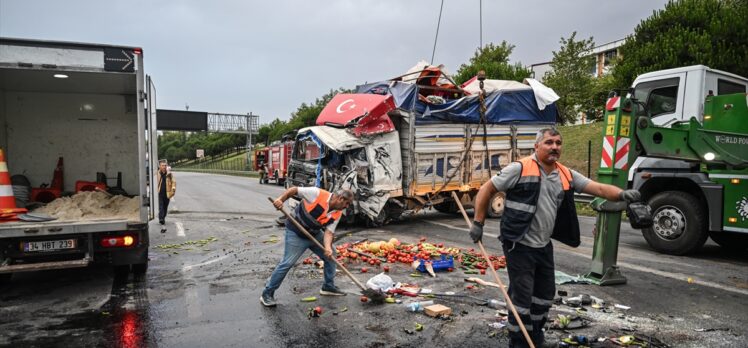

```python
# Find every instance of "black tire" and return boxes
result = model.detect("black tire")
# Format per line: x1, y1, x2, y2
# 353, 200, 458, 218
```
642, 191, 708, 255
132, 262, 148, 275
113, 265, 131, 279
433, 201, 457, 214
487, 192, 506, 218
709, 231, 748, 251
275, 171, 283, 186
0, 273, 11, 285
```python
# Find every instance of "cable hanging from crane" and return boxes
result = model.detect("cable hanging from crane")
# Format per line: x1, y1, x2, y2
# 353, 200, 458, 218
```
431, 0, 444, 64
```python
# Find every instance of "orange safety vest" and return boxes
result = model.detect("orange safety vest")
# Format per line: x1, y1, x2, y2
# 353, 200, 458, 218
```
500, 156, 580, 247
288, 189, 343, 235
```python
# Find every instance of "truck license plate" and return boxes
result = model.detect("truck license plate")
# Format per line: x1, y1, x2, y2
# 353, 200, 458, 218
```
23, 239, 77, 252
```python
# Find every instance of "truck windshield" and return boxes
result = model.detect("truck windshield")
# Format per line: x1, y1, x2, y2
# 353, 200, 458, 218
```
294, 138, 323, 162
633, 77, 679, 118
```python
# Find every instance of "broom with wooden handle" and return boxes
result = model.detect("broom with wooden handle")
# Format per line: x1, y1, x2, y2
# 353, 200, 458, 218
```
451, 191, 535, 348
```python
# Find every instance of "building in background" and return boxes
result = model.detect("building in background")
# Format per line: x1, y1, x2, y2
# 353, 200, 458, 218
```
530, 38, 625, 124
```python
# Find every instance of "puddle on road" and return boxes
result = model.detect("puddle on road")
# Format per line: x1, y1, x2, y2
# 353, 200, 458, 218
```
4, 272, 157, 348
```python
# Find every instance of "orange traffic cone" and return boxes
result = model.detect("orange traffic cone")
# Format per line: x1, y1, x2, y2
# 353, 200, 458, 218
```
0, 149, 27, 221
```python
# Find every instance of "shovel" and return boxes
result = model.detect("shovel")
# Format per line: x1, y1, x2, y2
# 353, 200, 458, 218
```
266, 197, 385, 304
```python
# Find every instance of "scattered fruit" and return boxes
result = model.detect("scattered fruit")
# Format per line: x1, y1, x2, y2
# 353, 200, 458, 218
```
361, 267, 368, 273
301, 296, 317, 302
360, 296, 369, 303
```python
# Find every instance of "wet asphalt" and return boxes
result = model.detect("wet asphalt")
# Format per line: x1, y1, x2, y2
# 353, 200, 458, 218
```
0, 171, 746, 347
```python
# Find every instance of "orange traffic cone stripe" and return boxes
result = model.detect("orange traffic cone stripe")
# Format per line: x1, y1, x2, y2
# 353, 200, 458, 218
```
0, 148, 28, 222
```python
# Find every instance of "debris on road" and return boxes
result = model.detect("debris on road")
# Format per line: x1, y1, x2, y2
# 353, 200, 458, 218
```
300, 296, 317, 302
555, 270, 593, 285
424, 304, 451, 317
155, 237, 218, 251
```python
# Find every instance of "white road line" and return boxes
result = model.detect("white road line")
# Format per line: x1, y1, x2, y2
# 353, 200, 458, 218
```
185, 285, 203, 319
176, 221, 185, 237
426, 219, 748, 297
558, 245, 748, 297
182, 254, 231, 272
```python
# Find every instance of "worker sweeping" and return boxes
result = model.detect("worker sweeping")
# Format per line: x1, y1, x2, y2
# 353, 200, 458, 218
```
260, 186, 353, 307
469, 128, 640, 348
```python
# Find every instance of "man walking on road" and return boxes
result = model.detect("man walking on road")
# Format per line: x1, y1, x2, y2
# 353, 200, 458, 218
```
157, 159, 176, 231
469, 128, 640, 347
261, 186, 353, 307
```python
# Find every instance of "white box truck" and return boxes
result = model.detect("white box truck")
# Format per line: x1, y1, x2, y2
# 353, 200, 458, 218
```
0, 37, 158, 282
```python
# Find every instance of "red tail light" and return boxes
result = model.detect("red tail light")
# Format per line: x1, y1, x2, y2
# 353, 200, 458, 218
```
100, 235, 136, 248
132, 48, 142, 55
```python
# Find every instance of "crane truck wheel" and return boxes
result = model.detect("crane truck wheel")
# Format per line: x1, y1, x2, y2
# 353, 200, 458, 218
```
642, 191, 708, 255
709, 231, 748, 251
275, 171, 283, 186
487, 192, 505, 218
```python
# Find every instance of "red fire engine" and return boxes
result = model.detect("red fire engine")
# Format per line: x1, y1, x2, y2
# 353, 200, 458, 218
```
261, 140, 293, 185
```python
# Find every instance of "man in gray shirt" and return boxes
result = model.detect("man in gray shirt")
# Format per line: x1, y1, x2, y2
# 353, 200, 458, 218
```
470, 128, 640, 348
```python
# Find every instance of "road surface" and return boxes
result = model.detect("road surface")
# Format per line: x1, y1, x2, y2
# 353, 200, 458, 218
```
1, 172, 746, 347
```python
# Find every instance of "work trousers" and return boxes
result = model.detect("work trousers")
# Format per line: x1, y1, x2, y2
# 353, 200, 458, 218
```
262, 227, 336, 296
158, 194, 170, 223
502, 241, 555, 348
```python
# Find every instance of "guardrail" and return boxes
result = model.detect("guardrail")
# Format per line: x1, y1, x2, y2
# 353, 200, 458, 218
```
574, 193, 595, 204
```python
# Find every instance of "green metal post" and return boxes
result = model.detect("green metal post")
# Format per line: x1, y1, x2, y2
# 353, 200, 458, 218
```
584, 96, 639, 285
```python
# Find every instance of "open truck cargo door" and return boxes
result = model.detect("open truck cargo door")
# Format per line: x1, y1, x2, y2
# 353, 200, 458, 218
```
145, 76, 158, 220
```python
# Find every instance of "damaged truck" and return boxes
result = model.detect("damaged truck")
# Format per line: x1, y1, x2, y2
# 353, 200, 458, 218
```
286, 63, 560, 225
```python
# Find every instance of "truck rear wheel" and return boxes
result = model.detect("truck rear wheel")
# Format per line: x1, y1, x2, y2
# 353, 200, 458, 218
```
709, 231, 748, 251
433, 201, 457, 214
642, 191, 707, 255
487, 192, 505, 218
132, 262, 148, 275
275, 171, 283, 186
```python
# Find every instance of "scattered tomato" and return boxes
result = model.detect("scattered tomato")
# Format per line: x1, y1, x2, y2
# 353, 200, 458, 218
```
480, 269, 486, 275
361, 267, 368, 273
383, 266, 390, 272
360, 296, 369, 302
314, 306, 323, 315
369, 259, 376, 265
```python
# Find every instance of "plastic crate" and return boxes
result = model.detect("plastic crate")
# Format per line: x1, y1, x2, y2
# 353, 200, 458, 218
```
75, 181, 107, 193
415, 255, 454, 273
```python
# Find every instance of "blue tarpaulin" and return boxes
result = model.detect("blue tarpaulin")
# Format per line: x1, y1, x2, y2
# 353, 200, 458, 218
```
356, 81, 557, 125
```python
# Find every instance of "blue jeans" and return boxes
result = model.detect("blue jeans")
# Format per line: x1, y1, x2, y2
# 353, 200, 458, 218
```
263, 227, 337, 296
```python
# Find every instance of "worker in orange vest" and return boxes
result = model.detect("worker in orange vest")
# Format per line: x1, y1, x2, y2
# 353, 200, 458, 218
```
470, 128, 640, 347
261, 186, 353, 307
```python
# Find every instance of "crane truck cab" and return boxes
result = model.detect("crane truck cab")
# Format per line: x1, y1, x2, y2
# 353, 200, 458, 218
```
625, 66, 748, 255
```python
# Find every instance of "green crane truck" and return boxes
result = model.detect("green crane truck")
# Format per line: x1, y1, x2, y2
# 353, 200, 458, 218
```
585, 65, 748, 285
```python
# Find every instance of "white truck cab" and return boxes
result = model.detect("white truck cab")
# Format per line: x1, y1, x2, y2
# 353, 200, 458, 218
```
628, 65, 748, 180
631, 65, 748, 127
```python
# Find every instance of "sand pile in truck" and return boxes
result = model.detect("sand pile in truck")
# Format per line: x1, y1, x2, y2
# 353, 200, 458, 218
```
33, 191, 140, 221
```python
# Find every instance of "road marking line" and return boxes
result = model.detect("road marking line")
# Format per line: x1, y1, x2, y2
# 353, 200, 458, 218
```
558, 245, 748, 297
185, 285, 202, 319
176, 221, 185, 237
182, 254, 230, 272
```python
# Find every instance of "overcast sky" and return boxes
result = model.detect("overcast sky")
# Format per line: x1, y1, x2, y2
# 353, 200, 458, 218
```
1, 0, 669, 124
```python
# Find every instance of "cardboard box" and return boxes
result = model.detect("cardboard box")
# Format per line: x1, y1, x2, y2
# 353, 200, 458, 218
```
424, 304, 452, 317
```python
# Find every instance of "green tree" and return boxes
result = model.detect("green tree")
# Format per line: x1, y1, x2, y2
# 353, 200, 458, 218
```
543, 32, 597, 124
453, 41, 531, 84
614, 0, 748, 86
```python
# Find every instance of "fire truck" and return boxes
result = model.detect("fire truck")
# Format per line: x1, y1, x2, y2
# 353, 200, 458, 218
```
262, 140, 294, 186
